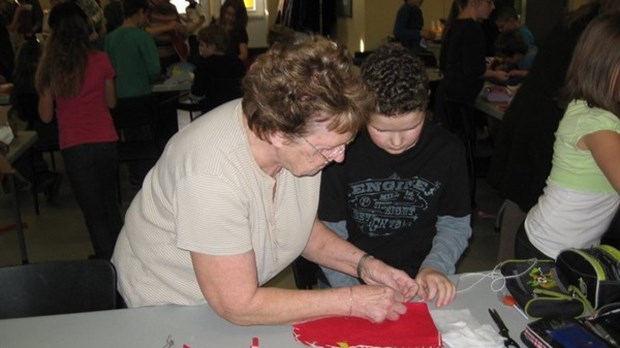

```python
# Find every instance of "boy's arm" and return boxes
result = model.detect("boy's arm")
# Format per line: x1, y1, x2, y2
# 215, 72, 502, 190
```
421, 215, 471, 275
415, 215, 471, 307
141, 35, 162, 81
508, 69, 528, 78
145, 20, 186, 36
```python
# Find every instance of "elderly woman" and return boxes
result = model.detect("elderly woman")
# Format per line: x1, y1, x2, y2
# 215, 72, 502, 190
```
112, 35, 419, 325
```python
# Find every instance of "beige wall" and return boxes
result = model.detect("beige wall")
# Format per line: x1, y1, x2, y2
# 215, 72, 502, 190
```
333, 0, 588, 54
334, 0, 452, 54
37, 0, 589, 51
570, 0, 589, 9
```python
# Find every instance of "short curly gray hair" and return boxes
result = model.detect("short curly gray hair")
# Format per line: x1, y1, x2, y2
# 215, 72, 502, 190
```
242, 35, 373, 140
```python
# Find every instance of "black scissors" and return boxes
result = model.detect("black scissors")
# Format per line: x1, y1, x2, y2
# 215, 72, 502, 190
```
489, 308, 521, 348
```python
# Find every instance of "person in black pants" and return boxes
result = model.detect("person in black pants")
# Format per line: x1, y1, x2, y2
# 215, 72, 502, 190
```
434, 0, 506, 209
488, 0, 620, 261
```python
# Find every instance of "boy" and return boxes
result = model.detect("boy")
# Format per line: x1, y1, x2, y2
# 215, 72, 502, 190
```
189, 24, 245, 113
105, 0, 161, 100
495, 6, 535, 48
318, 44, 472, 307
393, 0, 436, 51
492, 29, 537, 81
105, 0, 161, 185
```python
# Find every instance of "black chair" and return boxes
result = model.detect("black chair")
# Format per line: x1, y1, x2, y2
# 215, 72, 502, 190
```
0, 259, 118, 319
291, 257, 329, 289
176, 97, 203, 122
200, 77, 244, 115
111, 95, 163, 202
11, 93, 60, 214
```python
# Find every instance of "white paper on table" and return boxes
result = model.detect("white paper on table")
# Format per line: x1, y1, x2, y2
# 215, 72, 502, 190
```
430, 309, 505, 348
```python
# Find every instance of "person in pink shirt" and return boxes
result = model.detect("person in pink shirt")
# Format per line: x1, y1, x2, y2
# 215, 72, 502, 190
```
36, 2, 122, 260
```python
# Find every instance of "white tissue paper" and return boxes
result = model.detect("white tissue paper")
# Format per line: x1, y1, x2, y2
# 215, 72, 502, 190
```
430, 309, 505, 348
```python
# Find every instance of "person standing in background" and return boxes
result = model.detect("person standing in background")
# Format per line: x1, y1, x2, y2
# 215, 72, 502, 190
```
494, 6, 534, 48
36, 2, 122, 260
490, 29, 537, 82
488, 0, 620, 261
146, 0, 187, 70
105, 0, 161, 186
189, 24, 245, 113
0, 0, 16, 81
182, 0, 205, 64
478, 0, 513, 56
103, 0, 123, 34
515, 13, 620, 260
9, 0, 43, 40
215, 0, 248, 64
10, 39, 63, 203
393, 0, 435, 52
434, 0, 504, 210
105, 0, 160, 99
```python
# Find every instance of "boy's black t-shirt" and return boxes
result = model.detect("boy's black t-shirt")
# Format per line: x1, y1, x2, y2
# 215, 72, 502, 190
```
318, 122, 470, 277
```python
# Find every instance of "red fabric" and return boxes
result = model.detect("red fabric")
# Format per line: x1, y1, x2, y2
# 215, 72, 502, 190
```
292, 302, 442, 348
55, 51, 118, 149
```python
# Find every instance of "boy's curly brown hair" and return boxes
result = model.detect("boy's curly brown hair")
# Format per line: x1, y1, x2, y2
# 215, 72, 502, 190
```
361, 44, 429, 116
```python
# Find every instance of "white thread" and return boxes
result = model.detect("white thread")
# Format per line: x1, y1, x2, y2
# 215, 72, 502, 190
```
456, 258, 539, 295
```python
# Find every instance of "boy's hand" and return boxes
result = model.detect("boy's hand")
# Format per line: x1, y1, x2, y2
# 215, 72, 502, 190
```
415, 267, 456, 308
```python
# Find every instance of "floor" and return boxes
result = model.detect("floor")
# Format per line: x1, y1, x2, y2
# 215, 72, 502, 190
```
0, 121, 505, 290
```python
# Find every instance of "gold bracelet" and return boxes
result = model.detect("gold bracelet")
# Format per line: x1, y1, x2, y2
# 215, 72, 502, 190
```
356, 253, 372, 279
348, 286, 353, 317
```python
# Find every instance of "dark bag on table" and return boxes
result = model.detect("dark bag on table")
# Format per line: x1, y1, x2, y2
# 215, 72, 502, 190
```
501, 259, 591, 319
501, 245, 620, 320
556, 245, 620, 310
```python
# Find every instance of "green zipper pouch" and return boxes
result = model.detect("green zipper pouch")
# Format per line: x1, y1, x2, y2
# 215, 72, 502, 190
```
556, 245, 620, 310
501, 259, 592, 319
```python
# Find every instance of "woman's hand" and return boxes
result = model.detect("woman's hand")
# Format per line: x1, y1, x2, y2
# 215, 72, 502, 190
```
415, 267, 456, 307
358, 256, 419, 301
351, 285, 409, 323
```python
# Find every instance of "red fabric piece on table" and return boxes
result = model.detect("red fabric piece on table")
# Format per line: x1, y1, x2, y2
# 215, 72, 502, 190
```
292, 302, 442, 348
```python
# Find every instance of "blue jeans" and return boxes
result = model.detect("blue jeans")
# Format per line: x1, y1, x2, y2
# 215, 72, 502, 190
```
62, 142, 123, 259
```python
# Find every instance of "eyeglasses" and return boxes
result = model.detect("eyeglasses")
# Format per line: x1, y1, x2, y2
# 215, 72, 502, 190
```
302, 136, 353, 164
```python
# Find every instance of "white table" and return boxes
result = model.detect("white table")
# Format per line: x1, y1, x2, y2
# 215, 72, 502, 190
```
0, 272, 528, 347
475, 95, 506, 121
474, 83, 520, 121
151, 80, 192, 93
